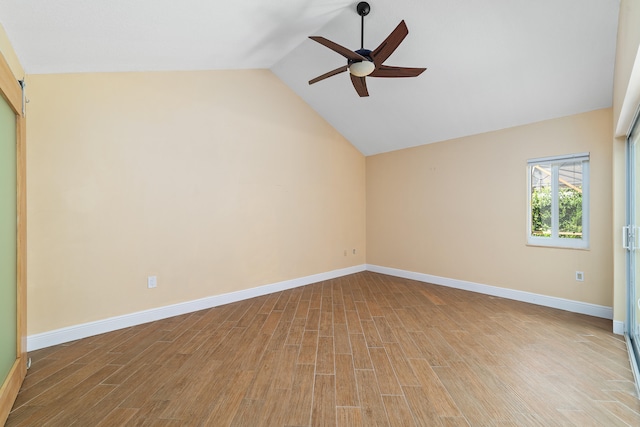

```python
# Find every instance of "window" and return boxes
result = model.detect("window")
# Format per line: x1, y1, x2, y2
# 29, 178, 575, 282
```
527, 153, 589, 249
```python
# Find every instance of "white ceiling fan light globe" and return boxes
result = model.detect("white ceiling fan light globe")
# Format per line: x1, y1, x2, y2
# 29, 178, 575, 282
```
349, 61, 375, 77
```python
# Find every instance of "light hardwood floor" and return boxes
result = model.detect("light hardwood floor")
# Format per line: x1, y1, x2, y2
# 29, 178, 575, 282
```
6, 272, 640, 426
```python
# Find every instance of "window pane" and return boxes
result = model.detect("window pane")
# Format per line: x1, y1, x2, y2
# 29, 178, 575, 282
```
531, 164, 551, 237
0, 90, 16, 382
558, 161, 582, 239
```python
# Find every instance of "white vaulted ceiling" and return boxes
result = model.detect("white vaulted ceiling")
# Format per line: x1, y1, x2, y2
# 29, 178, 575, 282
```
0, 0, 620, 155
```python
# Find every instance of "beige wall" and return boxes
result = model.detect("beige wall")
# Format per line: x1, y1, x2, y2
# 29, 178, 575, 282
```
26, 70, 366, 334
612, 0, 640, 323
367, 109, 613, 307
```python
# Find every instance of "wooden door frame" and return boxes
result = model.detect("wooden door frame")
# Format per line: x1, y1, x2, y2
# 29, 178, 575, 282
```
0, 49, 26, 425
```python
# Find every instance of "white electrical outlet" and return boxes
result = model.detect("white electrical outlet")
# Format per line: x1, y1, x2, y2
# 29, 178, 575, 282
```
353, 249, 356, 255
147, 276, 157, 288
575, 271, 584, 282
344, 249, 347, 256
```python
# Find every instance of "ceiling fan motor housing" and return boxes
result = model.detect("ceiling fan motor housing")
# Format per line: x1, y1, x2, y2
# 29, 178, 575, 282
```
350, 49, 373, 64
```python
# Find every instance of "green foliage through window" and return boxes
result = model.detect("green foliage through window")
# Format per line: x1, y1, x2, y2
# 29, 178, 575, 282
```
531, 186, 582, 239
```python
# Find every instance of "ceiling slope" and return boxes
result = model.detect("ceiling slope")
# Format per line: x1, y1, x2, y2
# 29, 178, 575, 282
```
273, 0, 620, 155
0, 0, 621, 155
0, 0, 353, 73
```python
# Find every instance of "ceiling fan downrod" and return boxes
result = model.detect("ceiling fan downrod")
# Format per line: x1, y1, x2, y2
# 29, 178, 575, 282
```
357, 2, 370, 50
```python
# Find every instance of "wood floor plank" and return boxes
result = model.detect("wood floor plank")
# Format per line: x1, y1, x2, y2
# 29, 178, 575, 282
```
201, 370, 255, 426
33, 384, 115, 427
333, 303, 347, 324
402, 386, 445, 426
317, 336, 335, 375
259, 294, 281, 315
369, 347, 403, 395
7, 272, 638, 426
355, 369, 390, 426
12, 364, 83, 409
16, 358, 68, 392
355, 301, 373, 321
334, 323, 352, 354
229, 398, 265, 427
71, 388, 161, 426
606, 389, 640, 413
281, 300, 299, 323
262, 311, 283, 335
415, 327, 462, 366
312, 374, 336, 427
388, 325, 424, 359
246, 350, 280, 400
366, 299, 385, 317
345, 310, 364, 334
171, 361, 237, 423
598, 400, 640, 425
285, 364, 315, 426
409, 358, 462, 418
295, 299, 311, 319
432, 362, 524, 425
361, 320, 384, 348
557, 408, 628, 427
273, 345, 299, 391
118, 363, 173, 408
336, 406, 364, 427
335, 354, 359, 407
107, 401, 167, 427
298, 330, 319, 365
373, 316, 397, 343
243, 332, 273, 369
382, 394, 416, 427
207, 326, 247, 361
5, 405, 53, 427
342, 293, 356, 312
310, 288, 322, 309
306, 308, 321, 331
267, 320, 293, 351
95, 407, 138, 427
21, 363, 119, 408
274, 291, 291, 311
383, 343, 419, 386
439, 417, 471, 426
285, 318, 306, 346
258, 389, 292, 427
394, 308, 422, 332
350, 334, 373, 370
319, 310, 334, 337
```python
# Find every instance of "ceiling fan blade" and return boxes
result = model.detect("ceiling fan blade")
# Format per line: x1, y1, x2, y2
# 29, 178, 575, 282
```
350, 74, 369, 97
309, 65, 349, 85
371, 20, 409, 66
370, 65, 426, 78
309, 36, 368, 61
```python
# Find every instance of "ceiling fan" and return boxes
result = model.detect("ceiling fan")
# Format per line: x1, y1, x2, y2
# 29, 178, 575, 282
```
308, 1, 426, 97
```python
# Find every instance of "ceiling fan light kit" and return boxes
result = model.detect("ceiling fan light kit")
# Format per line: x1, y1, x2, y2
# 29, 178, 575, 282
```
349, 60, 375, 77
308, 1, 426, 97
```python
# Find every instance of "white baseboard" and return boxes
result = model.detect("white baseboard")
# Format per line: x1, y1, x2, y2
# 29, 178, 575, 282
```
367, 264, 614, 321
28, 263, 619, 351
27, 264, 366, 351
614, 320, 625, 335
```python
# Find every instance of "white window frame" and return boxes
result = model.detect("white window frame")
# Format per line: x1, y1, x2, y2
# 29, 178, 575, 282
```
527, 152, 590, 249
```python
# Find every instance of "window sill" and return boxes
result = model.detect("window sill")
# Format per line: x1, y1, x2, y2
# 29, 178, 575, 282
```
526, 240, 590, 251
